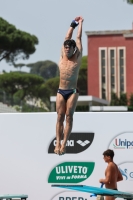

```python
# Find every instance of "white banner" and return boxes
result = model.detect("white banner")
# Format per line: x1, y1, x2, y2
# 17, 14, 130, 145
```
0, 112, 133, 200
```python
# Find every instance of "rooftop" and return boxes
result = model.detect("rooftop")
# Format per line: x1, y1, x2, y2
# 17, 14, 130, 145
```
85, 30, 133, 38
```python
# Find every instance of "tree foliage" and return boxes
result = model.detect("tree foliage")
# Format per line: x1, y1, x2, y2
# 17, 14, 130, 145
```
0, 17, 38, 64
16, 60, 59, 80
129, 93, 133, 106
110, 92, 133, 111
44, 76, 60, 96
34, 83, 51, 109
0, 72, 44, 102
119, 93, 128, 105
110, 93, 120, 105
27, 60, 59, 80
127, 0, 133, 4
110, 92, 129, 106
77, 56, 87, 95
0, 55, 88, 111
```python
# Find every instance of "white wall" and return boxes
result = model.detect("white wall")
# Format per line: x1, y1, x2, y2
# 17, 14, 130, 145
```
0, 113, 133, 200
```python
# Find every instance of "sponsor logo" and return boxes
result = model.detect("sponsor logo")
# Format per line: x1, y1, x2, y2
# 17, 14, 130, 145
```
76, 140, 90, 147
51, 192, 89, 200
118, 162, 133, 181
108, 132, 133, 150
58, 198, 86, 200
48, 162, 95, 183
48, 132, 94, 154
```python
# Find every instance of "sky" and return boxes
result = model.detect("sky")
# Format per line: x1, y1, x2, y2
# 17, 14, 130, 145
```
0, 0, 133, 73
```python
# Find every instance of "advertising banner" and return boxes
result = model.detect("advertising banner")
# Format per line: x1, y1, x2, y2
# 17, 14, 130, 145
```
0, 112, 133, 200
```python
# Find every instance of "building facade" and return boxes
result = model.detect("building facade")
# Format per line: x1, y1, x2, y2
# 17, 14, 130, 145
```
86, 30, 133, 101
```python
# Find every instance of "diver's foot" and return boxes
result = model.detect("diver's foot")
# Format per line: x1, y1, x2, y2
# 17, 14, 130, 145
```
60, 145, 66, 155
54, 145, 61, 155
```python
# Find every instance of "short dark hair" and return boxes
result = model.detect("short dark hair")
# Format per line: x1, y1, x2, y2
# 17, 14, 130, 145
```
103, 149, 114, 159
64, 39, 76, 49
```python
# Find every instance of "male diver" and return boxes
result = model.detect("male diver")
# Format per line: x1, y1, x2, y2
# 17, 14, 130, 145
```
99, 149, 123, 200
54, 16, 84, 155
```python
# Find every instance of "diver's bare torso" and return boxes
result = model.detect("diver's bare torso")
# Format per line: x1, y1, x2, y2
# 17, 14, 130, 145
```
105, 162, 119, 189
59, 49, 82, 89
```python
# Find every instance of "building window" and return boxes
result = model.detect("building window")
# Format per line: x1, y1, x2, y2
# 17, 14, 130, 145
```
99, 47, 126, 101
108, 48, 116, 101
100, 49, 106, 99
119, 49, 124, 93
110, 49, 115, 92
117, 47, 126, 96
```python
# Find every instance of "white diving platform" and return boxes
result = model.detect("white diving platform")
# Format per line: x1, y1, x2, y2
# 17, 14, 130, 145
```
50, 95, 109, 111
0, 195, 28, 200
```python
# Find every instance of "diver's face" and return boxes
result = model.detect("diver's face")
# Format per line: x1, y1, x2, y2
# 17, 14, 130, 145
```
103, 155, 111, 163
64, 45, 74, 58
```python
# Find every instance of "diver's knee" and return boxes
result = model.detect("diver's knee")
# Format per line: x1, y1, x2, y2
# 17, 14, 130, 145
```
66, 113, 73, 123
57, 113, 65, 123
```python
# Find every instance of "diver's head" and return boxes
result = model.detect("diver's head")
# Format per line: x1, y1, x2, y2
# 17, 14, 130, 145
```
63, 39, 76, 58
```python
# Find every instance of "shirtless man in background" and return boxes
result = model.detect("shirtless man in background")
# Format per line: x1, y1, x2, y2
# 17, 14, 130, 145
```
54, 16, 84, 155
99, 149, 123, 200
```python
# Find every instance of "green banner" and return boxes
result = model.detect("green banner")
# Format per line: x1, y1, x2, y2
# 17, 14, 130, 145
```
48, 162, 95, 183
